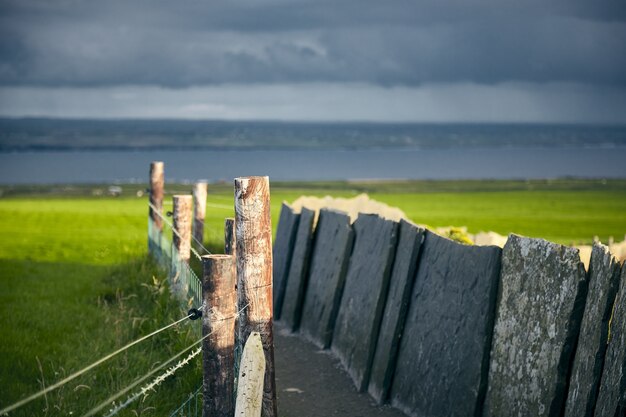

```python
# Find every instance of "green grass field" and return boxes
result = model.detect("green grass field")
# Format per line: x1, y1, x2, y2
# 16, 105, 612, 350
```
0, 198, 204, 416
0, 179, 625, 416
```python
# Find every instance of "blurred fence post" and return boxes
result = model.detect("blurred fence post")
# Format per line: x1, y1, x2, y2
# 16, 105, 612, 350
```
193, 181, 208, 250
202, 254, 237, 417
225, 217, 239, 383
173, 195, 193, 262
234, 176, 277, 417
172, 195, 193, 294
148, 161, 164, 253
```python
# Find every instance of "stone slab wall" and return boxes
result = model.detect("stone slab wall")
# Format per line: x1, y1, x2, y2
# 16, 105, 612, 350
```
595, 262, 626, 417
390, 231, 501, 417
564, 243, 622, 417
299, 209, 354, 348
272, 203, 300, 320
280, 207, 316, 331
484, 235, 588, 417
331, 214, 399, 392
368, 220, 425, 404
272, 209, 622, 417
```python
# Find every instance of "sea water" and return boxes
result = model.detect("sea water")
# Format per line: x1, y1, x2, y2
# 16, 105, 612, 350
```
1, 120, 625, 183
1, 146, 625, 184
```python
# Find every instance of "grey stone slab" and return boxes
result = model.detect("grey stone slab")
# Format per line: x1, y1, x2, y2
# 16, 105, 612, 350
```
299, 209, 354, 349
564, 243, 622, 417
368, 219, 425, 404
483, 234, 588, 417
390, 231, 501, 417
272, 202, 300, 320
280, 207, 316, 331
595, 262, 626, 417
332, 214, 399, 392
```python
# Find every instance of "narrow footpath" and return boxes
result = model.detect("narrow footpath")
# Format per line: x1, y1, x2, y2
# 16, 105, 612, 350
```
274, 323, 406, 417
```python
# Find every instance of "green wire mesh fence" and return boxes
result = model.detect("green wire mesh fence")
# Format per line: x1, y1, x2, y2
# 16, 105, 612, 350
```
168, 386, 203, 417
148, 216, 203, 308
148, 215, 204, 415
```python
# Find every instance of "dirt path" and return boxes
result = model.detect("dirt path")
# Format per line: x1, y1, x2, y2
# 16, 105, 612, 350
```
274, 323, 406, 417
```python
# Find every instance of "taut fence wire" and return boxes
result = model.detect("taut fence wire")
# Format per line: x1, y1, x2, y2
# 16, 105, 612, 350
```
0, 312, 195, 416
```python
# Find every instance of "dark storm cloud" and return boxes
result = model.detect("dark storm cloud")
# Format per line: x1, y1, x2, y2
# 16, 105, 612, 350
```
1, 0, 625, 88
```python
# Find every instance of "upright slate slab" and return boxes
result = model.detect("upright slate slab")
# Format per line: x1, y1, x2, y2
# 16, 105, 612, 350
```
483, 234, 588, 417
272, 202, 300, 320
280, 207, 316, 331
368, 220, 425, 404
331, 213, 399, 392
390, 231, 501, 417
595, 263, 626, 417
564, 243, 621, 417
299, 209, 354, 348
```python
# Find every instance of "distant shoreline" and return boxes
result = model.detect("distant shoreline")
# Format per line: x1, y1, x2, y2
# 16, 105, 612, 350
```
1, 146, 625, 185
2, 117, 626, 152
2, 178, 626, 198
3, 143, 626, 153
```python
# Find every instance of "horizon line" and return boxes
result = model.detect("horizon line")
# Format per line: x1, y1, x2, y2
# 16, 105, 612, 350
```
2, 115, 626, 127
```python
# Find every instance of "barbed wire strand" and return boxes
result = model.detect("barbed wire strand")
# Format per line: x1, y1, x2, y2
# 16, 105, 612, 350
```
82, 342, 203, 417
0, 313, 194, 416
103, 347, 202, 417
148, 202, 210, 259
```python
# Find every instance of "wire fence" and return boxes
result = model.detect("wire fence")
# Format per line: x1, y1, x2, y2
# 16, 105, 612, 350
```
98, 347, 202, 417
0, 315, 198, 416
148, 215, 203, 308
168, 386, 203, 417
147, 208, 207, 416
2, 199, 225, 416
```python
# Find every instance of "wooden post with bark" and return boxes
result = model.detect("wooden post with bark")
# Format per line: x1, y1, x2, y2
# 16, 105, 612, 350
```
234, 176, 277, 417
149, 161, 164, 232
193, 181, 208, 250
225, 216, 240, 382
202, 254, 237, 417
148, 161, 164, 252
172, 195, 193, 262
172, 195, 193, 295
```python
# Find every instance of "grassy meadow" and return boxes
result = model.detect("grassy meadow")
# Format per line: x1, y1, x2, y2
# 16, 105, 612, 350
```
0, 178, 625, 416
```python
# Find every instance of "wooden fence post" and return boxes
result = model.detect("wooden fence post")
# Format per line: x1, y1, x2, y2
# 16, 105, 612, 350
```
234, 176, 277, 417
193, 181, 208, 250
172, 195, 193, 263
172, 195, 193, 296
149, 161, 164, 230
202, 254, 237, 417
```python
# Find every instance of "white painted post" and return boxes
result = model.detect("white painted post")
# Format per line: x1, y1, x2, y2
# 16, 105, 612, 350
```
234, 332, 266, 417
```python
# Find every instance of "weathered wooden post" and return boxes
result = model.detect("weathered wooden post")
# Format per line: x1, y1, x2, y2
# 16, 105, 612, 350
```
225, 216, 240, 385
148, 161, 164, 253
202, 254, 237, 417
193, 181, 208, 250
234, 176, 277, 417
149, 161, 164, 230
172, 195, 193, 294
173, 195, 193, 262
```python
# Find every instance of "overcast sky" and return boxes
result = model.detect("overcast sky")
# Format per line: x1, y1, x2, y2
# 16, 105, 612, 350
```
1, 0, 625, 122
